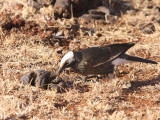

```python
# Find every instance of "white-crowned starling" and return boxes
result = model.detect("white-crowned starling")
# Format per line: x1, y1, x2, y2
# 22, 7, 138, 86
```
57, 43, 157, 76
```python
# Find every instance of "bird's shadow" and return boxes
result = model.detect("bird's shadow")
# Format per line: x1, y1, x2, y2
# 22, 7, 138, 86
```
55, 74, 160, 94
122, 74, 160, 94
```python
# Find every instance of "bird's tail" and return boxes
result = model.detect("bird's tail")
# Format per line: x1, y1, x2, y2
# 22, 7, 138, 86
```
120, 54, 158, 64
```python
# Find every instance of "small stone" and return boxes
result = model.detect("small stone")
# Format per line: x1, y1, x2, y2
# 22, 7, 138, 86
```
19, 70, 70, 92
20, 71, 37, 86
34, 70, 53, 89
54, 0, 71, 19
20, 70, 55, 89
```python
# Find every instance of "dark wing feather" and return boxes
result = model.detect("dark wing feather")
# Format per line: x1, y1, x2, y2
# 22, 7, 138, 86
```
102, 42, 135, 59
79, 47, 111, 68
78, 43, 135, 68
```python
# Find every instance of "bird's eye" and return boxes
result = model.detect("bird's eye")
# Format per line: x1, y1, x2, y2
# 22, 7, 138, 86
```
65, 60, 75, 67
64, 61, 70, 68
64, 62, 68, 67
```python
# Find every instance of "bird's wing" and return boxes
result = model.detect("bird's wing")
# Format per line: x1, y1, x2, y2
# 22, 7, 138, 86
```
79, 43, 135, 68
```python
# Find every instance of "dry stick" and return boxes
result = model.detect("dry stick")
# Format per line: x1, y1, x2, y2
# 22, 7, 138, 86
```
112, 20, 122, 32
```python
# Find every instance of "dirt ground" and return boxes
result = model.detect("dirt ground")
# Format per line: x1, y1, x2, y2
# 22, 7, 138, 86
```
0, 0, 160, 119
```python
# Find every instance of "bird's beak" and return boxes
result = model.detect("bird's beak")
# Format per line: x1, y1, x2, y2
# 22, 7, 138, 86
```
57, 63, 67, 76
57, 67, 63, 76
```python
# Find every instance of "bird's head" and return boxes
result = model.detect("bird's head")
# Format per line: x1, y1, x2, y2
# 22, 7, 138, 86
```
57, 51, 75, 76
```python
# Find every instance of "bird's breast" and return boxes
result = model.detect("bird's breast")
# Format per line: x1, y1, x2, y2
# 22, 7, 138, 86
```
71, 62, 114, 75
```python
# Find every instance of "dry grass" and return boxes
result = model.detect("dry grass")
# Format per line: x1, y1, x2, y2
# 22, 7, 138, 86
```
0, 0, 160, 119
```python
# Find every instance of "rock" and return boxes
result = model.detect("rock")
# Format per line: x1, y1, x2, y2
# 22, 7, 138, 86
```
72, 0, 102, 17
20, 70, 53, 89
88, 6, 110, 15
34, 70, 53, 89
81, 14, 105, 20
50, 81, 69, 93
20, 71, 37, 85
21, 0, 134, 19
22, 0, 55, 9
53, 0, 104, 19
20, 70, 70, 92
80, 6, 110, 20
54, 0, 71, 19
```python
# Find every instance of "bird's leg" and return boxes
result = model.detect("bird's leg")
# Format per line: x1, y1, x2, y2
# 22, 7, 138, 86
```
73, 75, 86, 83
76, 75, 91, 82
96, 76, 100, 82
83, 76, 91, 82
104, 73, 115, 79
96, 75, 105, 82
85, 75, 101, 82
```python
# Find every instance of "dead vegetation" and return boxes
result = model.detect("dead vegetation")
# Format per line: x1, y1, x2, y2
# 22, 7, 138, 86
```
0, 0, 160, 119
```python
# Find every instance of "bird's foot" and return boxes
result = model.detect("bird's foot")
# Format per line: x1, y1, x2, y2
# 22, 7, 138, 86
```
105, 73, 115, 79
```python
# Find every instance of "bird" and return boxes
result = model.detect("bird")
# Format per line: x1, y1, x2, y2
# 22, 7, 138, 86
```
57, 43, 157, 76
